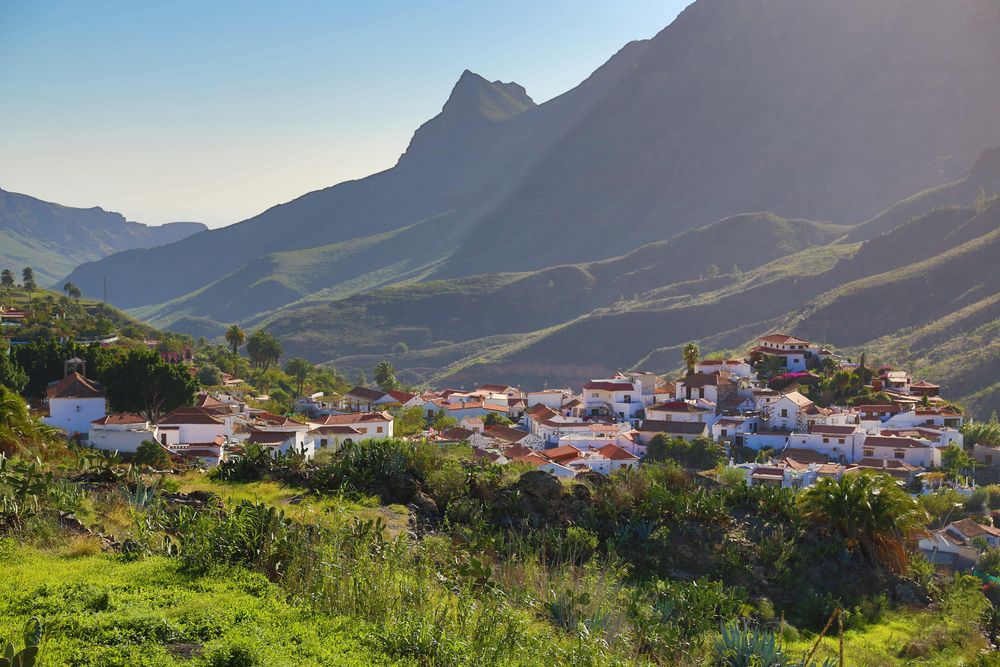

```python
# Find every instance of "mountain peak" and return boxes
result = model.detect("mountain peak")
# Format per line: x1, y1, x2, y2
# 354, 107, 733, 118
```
441, 69, 535, 122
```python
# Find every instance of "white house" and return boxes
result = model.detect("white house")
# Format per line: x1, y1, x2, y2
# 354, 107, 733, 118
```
308, 411, 394, 440
246, 430, 314, 459
342, 386, 394, 412
646, 400, 713, 423
674, 371, 736, 405
525, 389, 573, 411
784, 424, 866, 463
761, 391, 814, 432
538, 461, 577, 478
919, 518, 1000, 571
860, 435, 941, 468
694, 359, 753, 379
88, 413, 158, 454
594, 443, 640, 471
308, 425, 366, 450
156, 406, 231, 447
44, 371, 106, 437
583, 379, 644, 423
751, 333, 829, 372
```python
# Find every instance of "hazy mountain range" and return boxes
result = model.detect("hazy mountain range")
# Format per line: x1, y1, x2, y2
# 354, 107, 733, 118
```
0, 188, 205, 285
18, 0, 1000, 413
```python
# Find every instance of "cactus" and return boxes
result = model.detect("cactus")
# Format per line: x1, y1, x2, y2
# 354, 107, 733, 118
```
1, 618, 42, 667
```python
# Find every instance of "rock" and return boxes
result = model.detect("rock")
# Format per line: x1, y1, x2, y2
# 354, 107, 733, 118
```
409, 491, 439, 519
515, 470, 563, 502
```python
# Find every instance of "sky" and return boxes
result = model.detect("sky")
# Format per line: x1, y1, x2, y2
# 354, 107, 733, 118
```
0, 1, 689, 228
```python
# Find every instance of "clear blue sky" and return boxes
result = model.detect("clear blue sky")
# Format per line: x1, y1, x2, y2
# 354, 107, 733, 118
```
0, 1, 689, 227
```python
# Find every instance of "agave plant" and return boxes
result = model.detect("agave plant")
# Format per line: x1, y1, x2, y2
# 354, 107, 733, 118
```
1, 618, 42, 667
714, 621, 835, 667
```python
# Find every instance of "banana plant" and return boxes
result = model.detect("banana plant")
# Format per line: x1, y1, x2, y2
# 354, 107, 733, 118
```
1, 618, 42, 667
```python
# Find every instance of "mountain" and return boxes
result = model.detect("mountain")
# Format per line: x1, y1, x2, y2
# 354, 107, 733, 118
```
0, 188, 206, 285
65, 0, 1000, 322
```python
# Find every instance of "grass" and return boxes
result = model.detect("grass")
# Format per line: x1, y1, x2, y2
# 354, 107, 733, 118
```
173, 471, 410, 535
782, 608, 993, 666
0, 541, 399, 666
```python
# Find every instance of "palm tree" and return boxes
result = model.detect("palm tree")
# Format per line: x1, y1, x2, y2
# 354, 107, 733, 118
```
0, 269, 13, 307
0, 386, 61, 457
681, 341, 700, 376
21, 267, 35, 306
225, 324, 246, 355
285, 357, 312, 398
373, 360, 397, 391
798, 473, 927, 571
246, 331, 281, 371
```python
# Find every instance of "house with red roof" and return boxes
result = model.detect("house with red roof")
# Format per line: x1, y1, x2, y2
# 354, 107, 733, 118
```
88, 413, 158, 454
582, 378, 644, 423
860, 434, 940, 468
307, 411, 394, 440
43, 370, 106, 436
750, 333, 830, 372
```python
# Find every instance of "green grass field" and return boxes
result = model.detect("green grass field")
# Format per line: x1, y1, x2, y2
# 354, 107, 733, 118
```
0, 541, 400, 666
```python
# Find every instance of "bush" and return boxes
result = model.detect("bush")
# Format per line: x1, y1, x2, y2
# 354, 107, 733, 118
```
133, 440, 171, 469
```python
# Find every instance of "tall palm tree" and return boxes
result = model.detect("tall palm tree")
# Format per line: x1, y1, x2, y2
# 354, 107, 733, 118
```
0, 269, 13, 307
373, 360, 397, 391
681, 342, 700, 376
21, 267, 35, 307
246, 331, 281, 371
225, 324, 246, 355
285, 357, 312, 398
755, 354, 785, 383
798, 473, 927, 572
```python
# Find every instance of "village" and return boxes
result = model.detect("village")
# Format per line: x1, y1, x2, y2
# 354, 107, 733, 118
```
27, 327, 999, 575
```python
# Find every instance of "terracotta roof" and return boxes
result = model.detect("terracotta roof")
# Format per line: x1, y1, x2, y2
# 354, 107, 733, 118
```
949, 518, 1000, 540
196, 393, 227, 409
47, 371, 104, 399
638, 420, 707, 435
596, 443, 639, 461
583, 381, 636, 392
346, 386, 386, 402
649, 400, 709, 413
546, 445, 584, 464
503, 443, 535, 460
483, 425, 532, 443
751, 466, 786, 479
387, 389, 416, 403
255, 412, 306, 427
308, 425, 363, 436
158, 406, 224, 425
852, 458, 922, 477
477, 384, 516, 393
91, 413, 146, 425
310, 412, 393, 425
473, 448, 502, 462
698, 358, 745, 366
910, 380, 940, 389
527, 404, 559, 419
779, 391, 813, 408
679, 371, 733, 389
246, 430, 297, 444
439, 427, 475, 441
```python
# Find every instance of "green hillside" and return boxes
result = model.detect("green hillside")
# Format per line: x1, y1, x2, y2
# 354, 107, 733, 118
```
0, 188, 205, 286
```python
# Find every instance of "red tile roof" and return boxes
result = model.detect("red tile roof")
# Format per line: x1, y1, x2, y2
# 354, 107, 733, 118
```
310, 412, 393, 425
158, 406, 224, 425
91, 413, 146, 425
596, 443, 639, 461
346, 386, 387, 402
583, 381, 635, 392
863, 435, 929, 449
649, 400, 709, 413
47, 371, 104, 399
808, 424, 858, 435
759, 334, 813, 345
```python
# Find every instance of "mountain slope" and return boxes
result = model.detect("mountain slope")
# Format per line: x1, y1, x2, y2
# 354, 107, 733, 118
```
0, 188, 205, 285
65, 0, 1000, 319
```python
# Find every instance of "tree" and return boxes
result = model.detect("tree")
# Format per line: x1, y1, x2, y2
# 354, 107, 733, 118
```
101, 349, 198, 420
681, 342, 700, 376
356, 370, 368, 388
798, 473, 927, 571
134, 439, 171, 468
432, 409, 457, 431
392, 342, 409, 355
394, 405, 427, 437
0, 385, 62, 457
68, 285, 82, 302
941, 443, 974, 481
197, 364, 223, 387
646, 434, 723, 470
21, 267, 35, 304
246, 331, 281, 371
755, 354, 785, 383
0, 351, 27, 393
0, 269, 13, 294
373, 360, 398, 391
225, 324, 246, 355
483, 412, 513, 427
285, 357, 313, 398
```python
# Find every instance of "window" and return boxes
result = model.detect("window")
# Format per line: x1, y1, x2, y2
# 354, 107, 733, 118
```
781, 409, 788, 417
838, 438, 845, 444
623, 395, 632, 403
377, 426, 383, 433
721, 429, 728, 437
76, 405, 81, 412
863, 448, 874, 457
823, 438, 829, 443
894, 450, 905, 459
